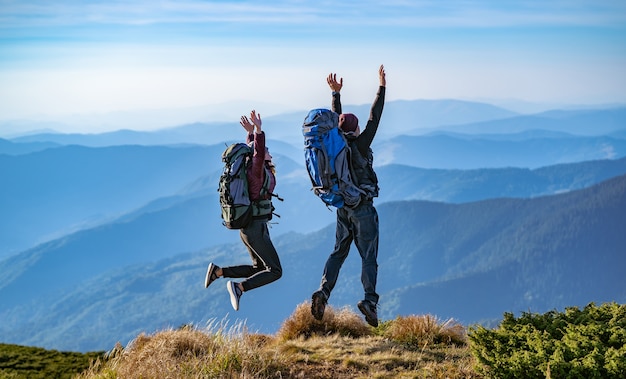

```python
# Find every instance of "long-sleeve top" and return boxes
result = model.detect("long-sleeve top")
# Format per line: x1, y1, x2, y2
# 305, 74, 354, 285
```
332, 86, 386, 155
246, 131, 276, 202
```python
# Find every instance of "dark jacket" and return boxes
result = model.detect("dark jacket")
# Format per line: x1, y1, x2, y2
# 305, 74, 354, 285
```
246, 131, 276, 202
332, 86, 385, 198
332, 86, 385, 155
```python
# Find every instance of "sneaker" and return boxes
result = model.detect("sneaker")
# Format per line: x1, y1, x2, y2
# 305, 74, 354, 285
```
311, 291, 327, 321
357, 300, 378, 327
227, 281, 243, 311
204, 263, 220, 288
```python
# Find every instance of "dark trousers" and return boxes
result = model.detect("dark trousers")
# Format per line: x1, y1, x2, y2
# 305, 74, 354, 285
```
318, 201, 380, 305
222, 218, 282, 292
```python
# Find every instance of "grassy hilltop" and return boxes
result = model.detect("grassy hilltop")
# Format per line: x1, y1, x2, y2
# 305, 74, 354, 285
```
77, 303, 472, 379
2, 302, 624, 379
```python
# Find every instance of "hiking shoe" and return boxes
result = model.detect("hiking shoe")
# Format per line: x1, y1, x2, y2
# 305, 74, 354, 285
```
311, 291, 327, 321
357, 300, 378, 327
227, 281, 242, 311
204, 263, 219, 288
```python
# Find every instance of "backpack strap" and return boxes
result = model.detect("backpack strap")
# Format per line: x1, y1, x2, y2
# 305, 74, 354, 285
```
252, 164, 283, 219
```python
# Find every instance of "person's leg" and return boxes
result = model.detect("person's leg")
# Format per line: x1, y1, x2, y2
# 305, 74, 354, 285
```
221, 221, 267, 279
318, 208, 354, 299
237, 219, 282, 292
312, 208, 352, 320
352, 202, 380, 305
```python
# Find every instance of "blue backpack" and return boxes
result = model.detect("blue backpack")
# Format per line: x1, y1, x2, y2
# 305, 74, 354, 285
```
302, 108, 364, 208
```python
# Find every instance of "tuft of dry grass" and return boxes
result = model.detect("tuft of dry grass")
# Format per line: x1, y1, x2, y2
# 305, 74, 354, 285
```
276, 301, 372, 341
381, 314, 467, 348
77, 322, 287, 379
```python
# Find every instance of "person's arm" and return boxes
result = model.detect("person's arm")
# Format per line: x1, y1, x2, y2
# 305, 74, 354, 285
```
248, 110, 266, 180
356, 65, 386, 151
240, 113, 255, 144
327, 73, 343, 114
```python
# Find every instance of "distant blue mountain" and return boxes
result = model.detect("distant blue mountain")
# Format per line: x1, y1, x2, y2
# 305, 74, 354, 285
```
0, 144, 224, 257
3, 135, 626, 260
323, 98, 519, 138
0, 137, 59, 155
376, 157, 626, 203
7, 103, 624, 150
420, 107, 626, 136
375, 134, 626, 169
8, 99, 519, 147
0, 193, 238, 309
383, 174, 626, 324
1, 174, 623, 352
7, 102, 625, 171
9, 122, 243, 147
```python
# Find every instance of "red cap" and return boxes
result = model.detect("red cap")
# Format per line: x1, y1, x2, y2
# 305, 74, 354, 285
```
339, 113, 359, 133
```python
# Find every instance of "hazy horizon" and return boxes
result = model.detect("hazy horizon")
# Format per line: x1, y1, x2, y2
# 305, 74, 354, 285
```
2, 97, 626, 139
1, 1, 625, 134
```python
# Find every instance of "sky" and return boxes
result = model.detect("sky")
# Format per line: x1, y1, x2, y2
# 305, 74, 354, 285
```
1, 0, 625, 133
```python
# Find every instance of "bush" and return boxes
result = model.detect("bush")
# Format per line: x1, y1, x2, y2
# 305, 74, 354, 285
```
0, 343, 104, 379
468, 302, 626, 379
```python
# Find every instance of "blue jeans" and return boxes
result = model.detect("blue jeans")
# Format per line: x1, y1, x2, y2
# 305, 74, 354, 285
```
318, 200, 379, 305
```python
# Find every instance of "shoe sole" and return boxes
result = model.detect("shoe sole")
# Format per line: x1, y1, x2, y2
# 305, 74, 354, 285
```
358, 302, 378, 327
227, 281, 240, 311
311, 292, 326, 321
205, 263, 216, 288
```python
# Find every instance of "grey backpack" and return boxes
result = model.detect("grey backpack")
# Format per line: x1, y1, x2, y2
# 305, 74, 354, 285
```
218, 143, 280, 229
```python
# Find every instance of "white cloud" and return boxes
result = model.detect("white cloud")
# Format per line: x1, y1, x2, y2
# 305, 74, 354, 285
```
1, 0, 625, 29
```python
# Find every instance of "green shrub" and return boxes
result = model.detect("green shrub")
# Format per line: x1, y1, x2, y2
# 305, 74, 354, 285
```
468, 302, 626, 379
0, 343, 104, 379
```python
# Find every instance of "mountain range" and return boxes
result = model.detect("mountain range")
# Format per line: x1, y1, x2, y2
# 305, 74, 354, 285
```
0, 144, 223, 256
6, 100, 625, 147
4, 98, 519, 146
0, 98, 624, 352
418, 107, 626, 136
2, 140, 625, 260
0, 174, 623, 352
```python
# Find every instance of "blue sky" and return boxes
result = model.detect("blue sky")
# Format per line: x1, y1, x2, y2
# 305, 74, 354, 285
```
1, 0, 625, 132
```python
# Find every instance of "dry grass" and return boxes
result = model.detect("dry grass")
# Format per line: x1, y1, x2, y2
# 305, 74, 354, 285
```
77, 303, 482, 379
276, 302, 372, 340
381, 314, 467, 348
76, 322, 286, 379
276, 333, 479, 379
